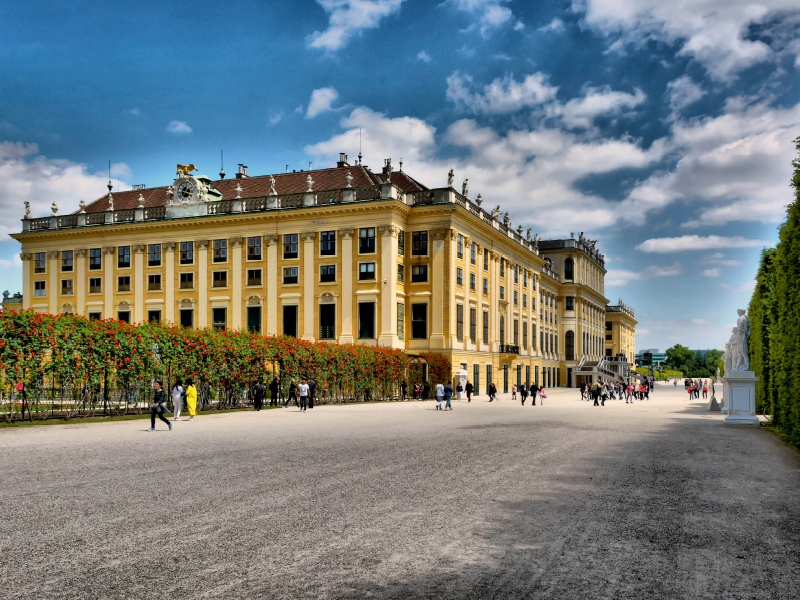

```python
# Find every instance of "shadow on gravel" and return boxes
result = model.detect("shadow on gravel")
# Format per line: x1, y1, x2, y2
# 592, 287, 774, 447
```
328, 413, 800, 600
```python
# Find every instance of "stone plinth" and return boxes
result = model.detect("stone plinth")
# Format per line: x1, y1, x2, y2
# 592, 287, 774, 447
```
722, 371, 759, 425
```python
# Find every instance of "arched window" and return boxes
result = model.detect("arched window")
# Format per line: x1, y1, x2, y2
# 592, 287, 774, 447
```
565, 331, 575, 361
564, 258, 574, 280
499, 314, 505, 346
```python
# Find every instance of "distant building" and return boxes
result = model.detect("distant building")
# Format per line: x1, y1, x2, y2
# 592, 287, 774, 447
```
635, 349, 667, 368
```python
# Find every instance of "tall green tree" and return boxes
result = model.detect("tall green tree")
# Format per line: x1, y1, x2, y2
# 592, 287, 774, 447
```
665, 344, 694, 374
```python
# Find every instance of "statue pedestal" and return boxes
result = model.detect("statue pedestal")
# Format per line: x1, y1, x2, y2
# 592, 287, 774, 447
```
722, 371, 759, 425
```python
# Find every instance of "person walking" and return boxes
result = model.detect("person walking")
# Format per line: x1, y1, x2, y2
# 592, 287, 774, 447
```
401, 380, 408, 401
185, 379, 197, 421
307, 378, 316, 409
269, 377, 280, 406
436, 383, 444, 410
465, 380, 473, 402
702, 380, 708, 399
149, 381, 172, 431
511, 384, 517, 401
285, 380, 298, 408
488, 381, 497, 402
253, 380, 265, 411
444, 381, 454, 411
530, 382, 539, 405
171, 380, 184, 421
520, 382, 528, 405
298, 379, 309, 412
538, 386, 547, 405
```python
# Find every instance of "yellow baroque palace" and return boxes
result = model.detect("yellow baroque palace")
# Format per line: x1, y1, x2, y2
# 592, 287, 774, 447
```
11, 156, 637, 390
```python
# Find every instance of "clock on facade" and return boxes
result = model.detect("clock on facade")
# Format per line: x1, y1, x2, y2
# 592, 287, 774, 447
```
177, 181, 194, 202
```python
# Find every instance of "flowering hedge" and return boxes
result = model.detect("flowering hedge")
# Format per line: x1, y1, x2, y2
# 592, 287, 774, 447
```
0, 311, 450, 421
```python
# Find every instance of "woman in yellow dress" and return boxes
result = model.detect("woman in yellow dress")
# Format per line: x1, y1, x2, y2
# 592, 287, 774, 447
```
185, 379, 198, 421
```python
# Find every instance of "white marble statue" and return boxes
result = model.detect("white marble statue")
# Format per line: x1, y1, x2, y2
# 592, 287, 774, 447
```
51, 202, 58, 216
733, 308, 751, 372
24, 201, 31, 219
724, 328, 736, 374
462, 178, 468, 196
306, 174, 314, 192
491, 205, 501, 219
447, 169, 454, 188
344, 172, 352, 188
269, 175, 277, 195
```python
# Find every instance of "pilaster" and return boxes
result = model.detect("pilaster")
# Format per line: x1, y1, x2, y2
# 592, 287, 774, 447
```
103, 247, 114, 319
20, 253, 32, 310
133, 244, 145, 323
378, 225, 400, 348
75, 249, 86, 316
197, 240, 209, 329
301, 231, 316, 341
429, 228, 448, 349
48, 251, 58, 315
165, 242, 175, 324
264, 234, 279, 335
448, 229, 457, 348
338, 228, 354, 344
231, 236, 243, 330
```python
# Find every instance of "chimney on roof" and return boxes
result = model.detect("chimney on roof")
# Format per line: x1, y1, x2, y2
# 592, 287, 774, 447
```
337, 153, 350, 168
236, 164, 248, 179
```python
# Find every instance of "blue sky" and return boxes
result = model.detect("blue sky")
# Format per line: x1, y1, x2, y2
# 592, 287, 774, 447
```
2, 0, 799, 351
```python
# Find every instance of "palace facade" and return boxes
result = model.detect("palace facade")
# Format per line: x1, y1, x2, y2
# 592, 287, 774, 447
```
11, 155, 636, 389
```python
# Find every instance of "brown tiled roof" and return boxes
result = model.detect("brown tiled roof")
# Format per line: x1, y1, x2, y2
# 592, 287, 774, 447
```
79, 165, 427, 214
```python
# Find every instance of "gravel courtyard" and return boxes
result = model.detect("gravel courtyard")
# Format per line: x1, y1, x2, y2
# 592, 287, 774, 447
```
1, 383, 798, 599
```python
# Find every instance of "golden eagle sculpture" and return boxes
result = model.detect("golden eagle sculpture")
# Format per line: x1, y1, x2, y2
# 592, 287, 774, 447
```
177, 164, 197, 176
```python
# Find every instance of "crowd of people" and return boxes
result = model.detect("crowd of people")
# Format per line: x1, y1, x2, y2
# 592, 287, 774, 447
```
683, 378, 709, 400
579, 379, 653, 406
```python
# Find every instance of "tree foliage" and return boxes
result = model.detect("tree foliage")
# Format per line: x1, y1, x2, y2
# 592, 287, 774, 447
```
664, 345, 722, 377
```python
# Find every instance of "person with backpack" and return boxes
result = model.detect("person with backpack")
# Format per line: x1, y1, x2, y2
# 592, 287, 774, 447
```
149, 381, 172, 431
184, 379, 197, 421
171, 380, 184, 421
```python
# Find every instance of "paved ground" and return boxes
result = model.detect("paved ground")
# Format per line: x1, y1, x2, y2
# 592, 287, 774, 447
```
1, 383, 798, 599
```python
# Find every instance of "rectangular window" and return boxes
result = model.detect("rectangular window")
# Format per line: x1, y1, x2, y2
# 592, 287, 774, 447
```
358, 302, 376, 339
523, 294, 527, 308
34, 252, 46, 274
397, 302, 405, 338
473, 364, 480, 396
61, 250, 73, 272
212, 239, 227, 263
514, 318, 519, 345
514, 290, 518, 305
500, 258, 505, 277
358, 262, 376, 280
483, 310, 489, 343
247, 306, 261, 334
179, 272, 194, 289
118, 246, 131, 268
319, 304, 336, 339
148, 310, 161, 323
533, 324, 537, 350
247, 268, 262, 286
212, 271, 228, 288
34, 280, 46, 296
247, 237, 262, 260
411, 265, 428, 282
523, 269, 528, 287
320, 265, 336, 283
320, 230, 336, 256
456, 267, 463, 286
470, 273, 476, 291
117, 311, 131, 323
212, 307, 227, 331
359, 227, 376, 254
148, 244, 161, 267
483, 278, 488, 295
470, 242, 476, 265
606, 321, 612, 331
148, 274, 161, 290
412, 231, 428, 255
283, 305, 298, 337
397, 263, 405, 283
180, 309, 193, 328
500, 285, 505, 300
89, 312, 101, 321
566, 296, 574, 310
457, 234, 464, 258
456, 304, 464, 341
483, 250, 489, 270
283, 234, 298, 259
397, 230, 405, 255
179, 242, 194, 265
61, 279, 73, 295
523, 321, 528, 349
470, 307, 477, 342
283, 267, 298, 284
514, 265, 519, 284
89, 277, 101, 294
606, 334, 613, 341
117, 276, 131, 292
411, 303, 427, 339
532, 274, 537, 291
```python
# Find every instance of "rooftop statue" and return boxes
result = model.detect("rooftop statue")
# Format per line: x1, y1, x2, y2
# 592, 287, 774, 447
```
269, 175, 277, 195
177, 163, 197, 177
24, 201, 31, 219
306, 174, 314, 193
491, 205, 501, 219
447, 169, 454, 188
462, 178, 469, 197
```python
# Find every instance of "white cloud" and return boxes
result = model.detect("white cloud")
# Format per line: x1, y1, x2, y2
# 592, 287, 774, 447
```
306, 87, 340, 119
129, 107, 140, 117
636, 235, 770, 253
269, 111, 284, 126
308, 0, 405, 52
574, 0, 800, 81
702, 268, 721, 278
0, 141, 127, 237
417, 50, 432, 63
547, 86, 647, 128
514, 20, 524, 31
166, 120, 192, 134
606, 262, 684, 286
699, 252, 743, 266
446, 72, 558, 114
538, 18, 564, 32
721, 280, 757, 294
450, 0, 515, 34
692, 318, 710, 325
665, 76, 705, 115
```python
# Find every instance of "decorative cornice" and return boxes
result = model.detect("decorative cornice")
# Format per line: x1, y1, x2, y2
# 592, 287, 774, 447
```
449, 228, 457, 241
339, 228, 354, 239
430, 228, 448, 240
164, 242, 176, 251
20, 252, 31, 261
263, 234, 279, 245
102, 246, 115, 255
75, 248, 87, 257
132, 244, 145, 253
47, 251, 59, 259
230, 236, 243, 247
197, 239, 209, 249
301, 231, 316, 242
247, 294, 262, 305
378, 224, 398, 237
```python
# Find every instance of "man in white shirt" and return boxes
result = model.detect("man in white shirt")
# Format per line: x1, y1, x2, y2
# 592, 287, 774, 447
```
435, 382, 445, 411
298, 380, 310, 412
